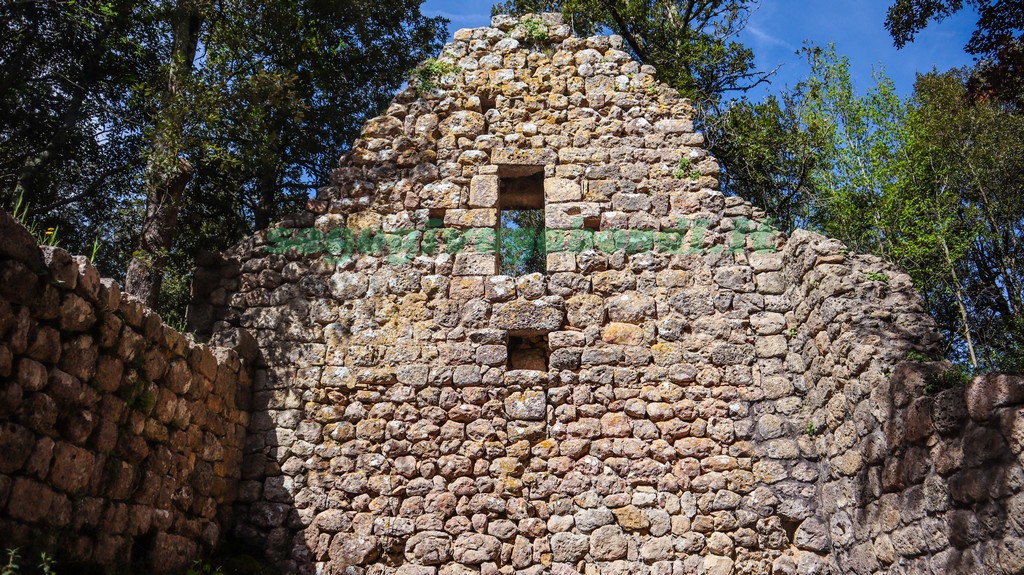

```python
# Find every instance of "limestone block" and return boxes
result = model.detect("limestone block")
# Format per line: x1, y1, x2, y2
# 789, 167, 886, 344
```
452, 533, 501, 564
605, 293, 656, 323
966, 374, 1024, 421
546, 202, 602, 229
545, 178, 582, 202
550, 532, 589, 562
440, 111, 485, 138
469, 175, 499, 207
589, 525, 627, 560
445, 209, 497, 228
454, 254, 497, 276
566, 294, 605, 327
329, 533, 380, 566
546, 252, 575, 272
505, 391, 547, 420
654, 119, 694, 133
492, 297, 565, 332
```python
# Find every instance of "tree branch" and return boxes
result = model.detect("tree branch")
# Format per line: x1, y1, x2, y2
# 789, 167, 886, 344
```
27, 160, 140, 216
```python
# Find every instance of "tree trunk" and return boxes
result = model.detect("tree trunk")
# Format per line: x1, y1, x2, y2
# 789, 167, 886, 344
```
254, 162, 281, 231
123, 1, 201, 309
124, 160, 194, 308
940, 236, 978, 368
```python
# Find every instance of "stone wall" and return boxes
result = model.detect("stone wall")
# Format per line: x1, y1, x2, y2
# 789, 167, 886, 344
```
0, 209, 254, 572
757, 229, 1024, 574
2, 11, 1020, 575
184, 13, 1024, 575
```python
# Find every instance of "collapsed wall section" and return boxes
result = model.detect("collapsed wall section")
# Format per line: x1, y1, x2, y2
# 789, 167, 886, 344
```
0, 210, 253, 572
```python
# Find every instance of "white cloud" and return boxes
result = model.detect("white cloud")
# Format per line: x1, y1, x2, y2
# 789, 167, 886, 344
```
746, 25, 797, 52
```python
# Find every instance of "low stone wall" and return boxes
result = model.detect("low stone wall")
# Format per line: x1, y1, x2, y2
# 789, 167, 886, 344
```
0, 210, 254, 572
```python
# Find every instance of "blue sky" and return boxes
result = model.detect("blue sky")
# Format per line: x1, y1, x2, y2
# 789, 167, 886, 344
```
421, 0, 979, 99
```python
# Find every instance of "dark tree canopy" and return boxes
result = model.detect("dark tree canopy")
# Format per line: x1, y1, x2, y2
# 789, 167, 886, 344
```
885, 0, 1024, 104
1, 0, 446, 321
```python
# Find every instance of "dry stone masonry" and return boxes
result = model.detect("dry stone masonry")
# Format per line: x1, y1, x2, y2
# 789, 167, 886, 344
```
3, 12, 1024, 575
0, 210, 254, 571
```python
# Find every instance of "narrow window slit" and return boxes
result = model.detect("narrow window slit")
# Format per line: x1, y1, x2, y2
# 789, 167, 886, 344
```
497, 165, 546, 276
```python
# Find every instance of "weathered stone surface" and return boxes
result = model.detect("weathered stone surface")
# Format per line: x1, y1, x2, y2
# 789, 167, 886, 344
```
794, 517, 831, 552
505, 391, 546, 420
330, 534, 380, 566
589, 525, 627, 560
452, 533, 501, 564
550, 532, 589, 562
0, 207, 250, 573
406, 532, 453, 565
4, 12, 1015, 575
492, 298, 565, 332
440, 111, 485, 138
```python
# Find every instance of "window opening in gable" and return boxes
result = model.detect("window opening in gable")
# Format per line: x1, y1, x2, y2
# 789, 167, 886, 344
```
497, 165, 545, 276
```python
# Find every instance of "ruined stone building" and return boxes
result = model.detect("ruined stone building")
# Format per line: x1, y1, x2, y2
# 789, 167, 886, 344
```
1, 12, 1023, 575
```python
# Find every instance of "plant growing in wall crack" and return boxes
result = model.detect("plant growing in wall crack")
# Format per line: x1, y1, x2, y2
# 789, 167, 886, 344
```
673, 156, 701, 180
518, 17, 549, 42
1, 549, 55, 575
410, 59, 460, 95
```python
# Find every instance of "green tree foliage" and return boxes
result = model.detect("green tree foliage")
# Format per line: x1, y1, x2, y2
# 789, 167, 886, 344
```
710, 85, 829, 233
717, 45, 1024, 370
885, 0, 1024, 105
0, 0, 159, 274
710, 46, 906, 239
499, 209, 546, 276
1, 0, 446, 321
895, 70, 1024, 370
491, 0, 771, 108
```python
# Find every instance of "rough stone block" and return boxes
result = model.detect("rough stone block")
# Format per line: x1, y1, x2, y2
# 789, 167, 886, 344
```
966, 374, 1024, 421
545, 178, 582, 202
546, 252, 575, 272
452, 532, 501, 564
491, 147, 555, 167
505, 391, 546, 420
655, 119, 694, 133
440, 111, 485, 138
492, 297, 565, 333
469, 175, 500, 207
546, 202, 601, 229
476, 345, 507, 366
445, 208, 497, 228
454, 254, 497, 276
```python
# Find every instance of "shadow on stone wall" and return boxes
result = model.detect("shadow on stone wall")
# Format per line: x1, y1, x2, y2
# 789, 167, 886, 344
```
846, 365, 1024, 573
0, 209, 255, 573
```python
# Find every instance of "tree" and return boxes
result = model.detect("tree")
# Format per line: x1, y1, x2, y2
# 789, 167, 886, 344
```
885, 0, 1024, 105
2, 0, 446, 316
156, 0, 447, 322
499, 209, 546, 276
492, 0, 772, 109
896, 70, 1024, 369
709, 87, 829, 233
124, 0, 447, 309
0, 0, 160, 273
724, 46, 1024, 370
